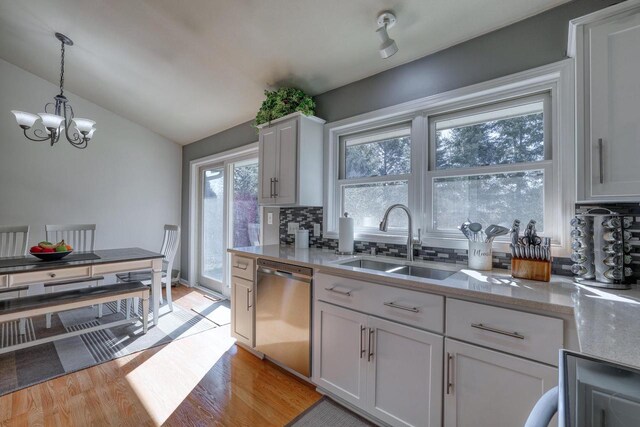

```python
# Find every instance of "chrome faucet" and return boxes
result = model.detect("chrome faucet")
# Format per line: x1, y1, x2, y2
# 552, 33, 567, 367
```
379, 204, 416, 262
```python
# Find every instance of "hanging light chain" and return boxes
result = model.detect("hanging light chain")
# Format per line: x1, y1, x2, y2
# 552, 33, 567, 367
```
59, 39, 65, 95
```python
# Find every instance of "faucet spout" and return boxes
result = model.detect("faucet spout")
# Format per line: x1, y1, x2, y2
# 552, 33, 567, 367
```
379, 204, 414, 262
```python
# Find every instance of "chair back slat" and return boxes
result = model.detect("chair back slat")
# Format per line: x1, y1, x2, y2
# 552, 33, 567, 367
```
0, 226, 30, 257
45, 224, 96, 252
160, 225, 180, 265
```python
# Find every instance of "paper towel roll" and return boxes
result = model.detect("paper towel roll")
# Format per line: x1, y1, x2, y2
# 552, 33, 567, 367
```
339, 215, 354, 253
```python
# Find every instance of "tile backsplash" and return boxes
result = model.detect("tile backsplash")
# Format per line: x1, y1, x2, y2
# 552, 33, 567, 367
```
278, 207, 577, 277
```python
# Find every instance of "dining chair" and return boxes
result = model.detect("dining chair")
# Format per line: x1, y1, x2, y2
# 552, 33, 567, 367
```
44, 224, 100, 327
0, 226, 30, 334
115, 225, 180, 314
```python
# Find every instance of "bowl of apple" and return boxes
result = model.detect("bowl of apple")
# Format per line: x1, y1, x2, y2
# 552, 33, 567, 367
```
30, 240, 73, 261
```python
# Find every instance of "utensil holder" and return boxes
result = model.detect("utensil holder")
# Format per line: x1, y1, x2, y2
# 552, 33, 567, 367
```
468, 241, 492, 271
511, 258, 552, 282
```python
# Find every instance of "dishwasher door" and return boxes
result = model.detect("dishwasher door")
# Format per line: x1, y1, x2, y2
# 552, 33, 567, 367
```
255, 259, 312, 377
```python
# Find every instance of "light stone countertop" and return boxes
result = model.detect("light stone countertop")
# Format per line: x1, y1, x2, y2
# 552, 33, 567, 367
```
229, 245, 640, 368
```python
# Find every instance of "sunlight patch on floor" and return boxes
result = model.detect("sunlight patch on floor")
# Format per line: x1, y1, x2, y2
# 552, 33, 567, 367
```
124, 325, 235, 426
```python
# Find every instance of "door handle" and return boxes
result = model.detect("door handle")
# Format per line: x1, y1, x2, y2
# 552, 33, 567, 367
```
446, 352, 454, 394
471, 323, 525, 340
598, 138, 604, 184
273, 177, 278, 197
360, 325, 366, 359
246, 289, 252, 310
384, 301, 420, 313
367, 328, 374, 362
325, 286, 352, 296
269, 178, 275, 198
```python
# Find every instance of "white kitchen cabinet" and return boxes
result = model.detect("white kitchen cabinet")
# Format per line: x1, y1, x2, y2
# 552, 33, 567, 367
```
366, 316, 443, 427
313, 301, 368, 408
443, 338, 557, 427
231, 276, 254, 347
570, 3, 640, 200
313, 301, 443, 427
258, 112, 325, 206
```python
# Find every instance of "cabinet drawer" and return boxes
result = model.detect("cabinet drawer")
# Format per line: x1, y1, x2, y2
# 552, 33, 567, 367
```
10, 266, 92, 286
231, 255, 255, 281
315, 273, 444, 333
446, 299, 563, 365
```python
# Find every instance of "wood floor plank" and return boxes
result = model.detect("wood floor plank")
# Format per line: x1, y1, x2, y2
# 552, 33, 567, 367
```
1, 286, 320, 426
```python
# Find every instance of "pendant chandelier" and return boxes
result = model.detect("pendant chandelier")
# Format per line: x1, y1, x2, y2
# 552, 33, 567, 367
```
11, 33, 96, 149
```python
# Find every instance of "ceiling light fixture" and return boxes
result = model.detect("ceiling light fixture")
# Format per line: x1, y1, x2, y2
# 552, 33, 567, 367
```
11, 33, 96, 149
376, 11, 398, 59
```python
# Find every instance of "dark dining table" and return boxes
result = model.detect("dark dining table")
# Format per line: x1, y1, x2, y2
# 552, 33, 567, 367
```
0, 248, 164, 325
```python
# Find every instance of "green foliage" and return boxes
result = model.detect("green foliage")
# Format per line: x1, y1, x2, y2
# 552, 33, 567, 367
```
255, 88, 315, 126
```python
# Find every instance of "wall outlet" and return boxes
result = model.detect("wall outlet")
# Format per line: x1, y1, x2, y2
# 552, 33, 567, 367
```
313, 223, 321, 236
287, 222, 299, 234
267, 212, 273, 225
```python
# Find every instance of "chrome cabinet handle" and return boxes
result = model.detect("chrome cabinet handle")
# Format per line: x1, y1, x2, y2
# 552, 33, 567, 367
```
384, 301, 420, 313
246, 289, 252, 310
273, 177, 278, 197
269, 178, 275, 198
360, 325, 366, 359
367, 328, 374, 362
325, 286, 352, 296
446, 352, 454, 394
49, 273, 56, 278
598, 138, 604, 184
471, 323, 525, 340
235, 262, 248, 271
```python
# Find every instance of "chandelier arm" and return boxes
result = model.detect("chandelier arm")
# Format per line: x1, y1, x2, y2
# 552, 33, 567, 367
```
62, 103, 82, 144
22, 128, 50, 142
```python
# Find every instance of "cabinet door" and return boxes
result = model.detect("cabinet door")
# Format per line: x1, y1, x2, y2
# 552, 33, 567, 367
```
231, 276, 254, 347
313, 301, 368, 408
259, 126, 278, 204
275, 119, 298, 205
366, 316, 443, 427
444, 338, 557, 427
587, 12, 640, 199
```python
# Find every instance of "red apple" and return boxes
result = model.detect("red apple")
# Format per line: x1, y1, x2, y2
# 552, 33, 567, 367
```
42, 248, 55, 253
30, 246, 43, 253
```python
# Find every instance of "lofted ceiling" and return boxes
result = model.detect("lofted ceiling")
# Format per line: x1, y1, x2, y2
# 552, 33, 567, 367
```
0, 0, 569, 145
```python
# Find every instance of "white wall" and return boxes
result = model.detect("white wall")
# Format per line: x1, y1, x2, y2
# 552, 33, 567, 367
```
0, 58, 182, 265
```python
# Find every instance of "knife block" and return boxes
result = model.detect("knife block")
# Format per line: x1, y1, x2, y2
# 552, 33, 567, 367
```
511, 258, 552, 282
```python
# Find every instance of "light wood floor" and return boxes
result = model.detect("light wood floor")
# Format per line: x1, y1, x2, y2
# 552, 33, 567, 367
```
0, 286, 321, 426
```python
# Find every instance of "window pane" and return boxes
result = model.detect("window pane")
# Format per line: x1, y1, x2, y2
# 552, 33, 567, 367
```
343, 181, 408, 230
232, 161, 260, 247
435, 101, 544, 170
432, 170, 544, 232
344, 128, 410, 179
202, 167, 225, 282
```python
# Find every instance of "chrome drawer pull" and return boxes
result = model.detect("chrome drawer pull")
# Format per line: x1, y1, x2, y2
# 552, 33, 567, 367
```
325, 287, 352, 296
384, 301, 420, 313
598, 138, 604, 184
360, 325, 366, 359
446, 352, 454, 395
367, 328, 375, 362
235, 263, 248, 271
471, 323, 525, 340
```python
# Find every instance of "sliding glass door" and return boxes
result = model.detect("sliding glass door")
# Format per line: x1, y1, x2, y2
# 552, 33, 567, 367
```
198, 156, 260, 294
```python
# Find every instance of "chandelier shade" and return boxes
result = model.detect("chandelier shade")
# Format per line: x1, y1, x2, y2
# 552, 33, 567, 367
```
10, 32, 96, 149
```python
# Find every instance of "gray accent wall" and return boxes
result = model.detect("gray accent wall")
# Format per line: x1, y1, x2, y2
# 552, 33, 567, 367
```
180, 0, 620, 282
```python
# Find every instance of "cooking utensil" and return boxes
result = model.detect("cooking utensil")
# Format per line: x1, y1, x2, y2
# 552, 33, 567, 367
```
468, 222, 482, 241
484, 225, 509, 242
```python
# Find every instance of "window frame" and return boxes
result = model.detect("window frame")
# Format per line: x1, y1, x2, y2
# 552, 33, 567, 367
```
425, 93, 552, 239
324, 60, 575, 256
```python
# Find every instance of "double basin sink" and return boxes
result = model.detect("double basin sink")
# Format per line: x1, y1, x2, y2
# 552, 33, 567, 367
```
337, 258, 455, 281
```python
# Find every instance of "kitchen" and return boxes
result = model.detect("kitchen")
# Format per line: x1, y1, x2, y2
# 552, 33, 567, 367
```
1, 0, 640, 426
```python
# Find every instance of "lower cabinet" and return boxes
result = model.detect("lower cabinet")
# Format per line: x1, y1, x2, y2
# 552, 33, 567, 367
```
443, 338, 557, 427
231, 276, 254, 347
313, 301, 443, 427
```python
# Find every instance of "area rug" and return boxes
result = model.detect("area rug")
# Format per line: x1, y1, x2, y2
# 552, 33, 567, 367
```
286, 397, 376, 427
0, 300, 217, 396
191, 299, 231, 326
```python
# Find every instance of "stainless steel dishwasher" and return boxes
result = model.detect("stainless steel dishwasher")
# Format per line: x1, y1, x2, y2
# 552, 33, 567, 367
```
255, 258, 312, 377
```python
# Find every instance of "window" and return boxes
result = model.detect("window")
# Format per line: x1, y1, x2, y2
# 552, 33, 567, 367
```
428, 94, 550, 234
338, 125, 411, 232
326, 61, 573, 252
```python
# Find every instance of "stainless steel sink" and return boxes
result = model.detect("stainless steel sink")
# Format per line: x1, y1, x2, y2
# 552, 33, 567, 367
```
339, 258, 454, 280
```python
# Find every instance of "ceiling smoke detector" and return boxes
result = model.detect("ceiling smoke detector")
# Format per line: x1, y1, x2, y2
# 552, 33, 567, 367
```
376, 11, 398, 59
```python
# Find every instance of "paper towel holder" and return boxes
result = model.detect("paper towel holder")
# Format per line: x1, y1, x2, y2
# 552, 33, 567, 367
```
336, 212, 355, 255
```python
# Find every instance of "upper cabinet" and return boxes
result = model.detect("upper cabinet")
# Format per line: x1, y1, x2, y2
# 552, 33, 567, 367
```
258, 112, 325, 206
570, 2, 640, 201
